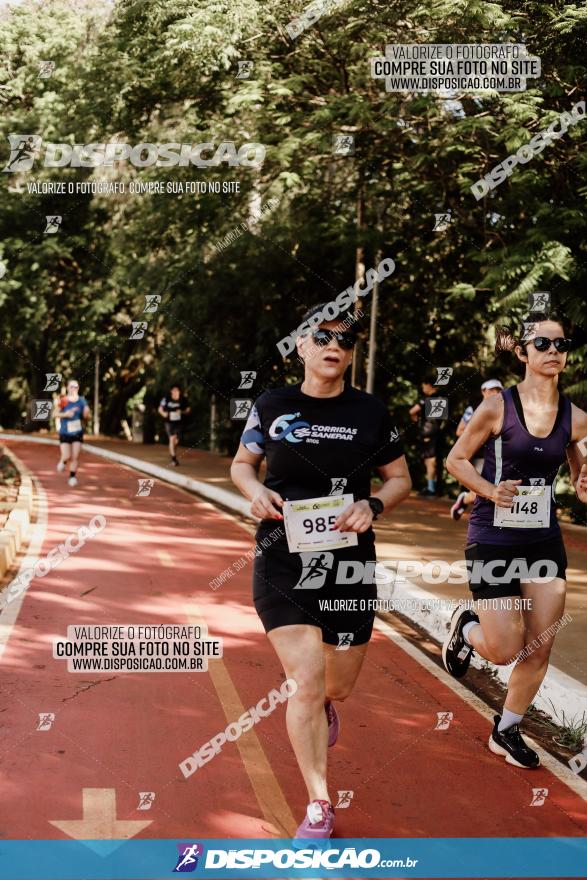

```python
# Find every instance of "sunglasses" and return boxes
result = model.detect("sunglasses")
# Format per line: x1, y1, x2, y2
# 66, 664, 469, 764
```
527, 336, 571, 353
311, 329, 357, 350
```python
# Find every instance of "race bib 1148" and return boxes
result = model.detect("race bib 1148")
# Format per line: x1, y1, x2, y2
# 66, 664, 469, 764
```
493, 485, 551, 529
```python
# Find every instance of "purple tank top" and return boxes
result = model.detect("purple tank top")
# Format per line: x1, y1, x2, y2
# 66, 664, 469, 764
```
467, 386, 572, 546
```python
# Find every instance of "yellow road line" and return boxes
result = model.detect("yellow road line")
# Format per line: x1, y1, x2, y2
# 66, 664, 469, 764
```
156, 549, 296, 836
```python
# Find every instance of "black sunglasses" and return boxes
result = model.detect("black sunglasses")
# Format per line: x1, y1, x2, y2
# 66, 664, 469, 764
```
311, 329, 357, 350
527, 336, 571, 353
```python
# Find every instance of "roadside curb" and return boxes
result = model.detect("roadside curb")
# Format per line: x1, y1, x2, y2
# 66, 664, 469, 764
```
0, 444, 35, 579
2, 433, 586, 731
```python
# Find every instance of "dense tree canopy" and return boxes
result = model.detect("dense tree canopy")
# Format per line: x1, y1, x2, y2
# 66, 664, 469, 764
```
0, 0, 585, 508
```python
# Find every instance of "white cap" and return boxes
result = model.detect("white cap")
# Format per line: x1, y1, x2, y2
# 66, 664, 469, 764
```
481, 379, 504, 391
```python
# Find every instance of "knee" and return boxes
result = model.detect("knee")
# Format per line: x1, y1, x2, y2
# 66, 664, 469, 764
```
289, 671, 324, 706
485, 639, 521, 666
326, 685, 352, 702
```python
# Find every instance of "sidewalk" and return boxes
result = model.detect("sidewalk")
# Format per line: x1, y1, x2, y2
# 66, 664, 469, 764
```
4, 432, 587, 703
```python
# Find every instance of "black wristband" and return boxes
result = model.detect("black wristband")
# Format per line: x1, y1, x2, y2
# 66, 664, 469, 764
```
367, 497, 384, 520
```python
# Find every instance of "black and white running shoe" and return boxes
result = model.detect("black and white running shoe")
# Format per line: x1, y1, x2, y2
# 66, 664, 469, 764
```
488, 715, 540, 769
442, 605, 479, 678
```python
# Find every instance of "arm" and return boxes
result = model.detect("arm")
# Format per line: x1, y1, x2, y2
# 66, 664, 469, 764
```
409, 402, 421, 422
82, 406, 90, 420
158, 405, 167, 418
455, 417, 468, 437
568, 403, 587, 503
334, 455, 412, 534
446, 395, 521, 507
230, 443, 283, 520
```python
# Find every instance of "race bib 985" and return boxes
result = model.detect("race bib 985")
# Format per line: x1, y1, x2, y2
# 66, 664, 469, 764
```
283, 494, 359, 553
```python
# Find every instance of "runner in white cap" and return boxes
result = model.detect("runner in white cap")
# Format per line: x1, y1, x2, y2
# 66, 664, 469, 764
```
450, 380, 504, 520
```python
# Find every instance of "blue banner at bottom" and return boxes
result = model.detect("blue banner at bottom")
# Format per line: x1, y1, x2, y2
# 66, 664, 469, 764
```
0, 838, 586, 879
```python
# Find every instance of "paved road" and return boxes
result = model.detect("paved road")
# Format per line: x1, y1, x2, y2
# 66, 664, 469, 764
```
1, 439, 586, 846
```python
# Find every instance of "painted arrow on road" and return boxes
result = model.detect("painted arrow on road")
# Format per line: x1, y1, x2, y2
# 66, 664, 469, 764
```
49, 789, 152, 855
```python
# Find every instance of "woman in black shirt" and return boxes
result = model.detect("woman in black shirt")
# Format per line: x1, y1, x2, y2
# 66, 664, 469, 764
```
231, 305, 411, 838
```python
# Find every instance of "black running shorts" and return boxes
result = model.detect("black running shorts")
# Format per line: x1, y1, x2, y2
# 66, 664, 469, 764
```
59, 433, 83, 444
465, 536, 567, 600
165, 422, 182, 438
253, 525, 378, 646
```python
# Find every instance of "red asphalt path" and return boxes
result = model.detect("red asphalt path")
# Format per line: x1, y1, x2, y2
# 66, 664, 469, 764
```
1, 438, 587, 845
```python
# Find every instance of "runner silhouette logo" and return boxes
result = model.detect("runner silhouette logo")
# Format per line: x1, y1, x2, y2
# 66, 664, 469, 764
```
173, 843, 204, 872
329, 477, 347, 495
294, 552, 334, 589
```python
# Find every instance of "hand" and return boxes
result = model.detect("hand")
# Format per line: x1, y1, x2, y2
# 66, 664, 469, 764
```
333, 499, 373, 533
251, 487, 284, 520
492, 479, 522, 508
575, 464, 587, 504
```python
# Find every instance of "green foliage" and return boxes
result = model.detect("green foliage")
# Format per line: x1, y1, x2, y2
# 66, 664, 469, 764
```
0, 0, 585, 447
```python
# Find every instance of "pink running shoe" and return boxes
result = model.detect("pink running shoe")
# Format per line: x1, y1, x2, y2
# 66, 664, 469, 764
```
295, 800, 335, 839
450, 491, 468, 521
325, 701, 340, 747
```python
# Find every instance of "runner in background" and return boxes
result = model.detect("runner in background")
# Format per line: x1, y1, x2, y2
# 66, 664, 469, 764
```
231, 304, 411, 838
409, 374, 446, 496
450, 379, 504, 520
442, 314, 587, 769
158, 384, 190, 466
55, 379, 90, 488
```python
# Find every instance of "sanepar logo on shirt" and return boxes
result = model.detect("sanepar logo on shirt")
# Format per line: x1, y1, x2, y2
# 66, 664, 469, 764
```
269, 413, 358, 444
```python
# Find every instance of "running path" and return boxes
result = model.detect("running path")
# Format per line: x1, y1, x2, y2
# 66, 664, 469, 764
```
1, 438, 586, 844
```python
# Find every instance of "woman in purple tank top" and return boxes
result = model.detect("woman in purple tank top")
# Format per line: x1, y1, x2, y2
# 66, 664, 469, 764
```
442, 313, 587, 769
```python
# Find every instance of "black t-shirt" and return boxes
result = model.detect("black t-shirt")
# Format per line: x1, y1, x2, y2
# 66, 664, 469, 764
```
160, 395, 188, 423
240, 383, 404, 506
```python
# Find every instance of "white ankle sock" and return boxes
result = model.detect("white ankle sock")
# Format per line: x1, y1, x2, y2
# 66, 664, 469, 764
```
462, 621, 478, 646
498, 708, 524, 732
